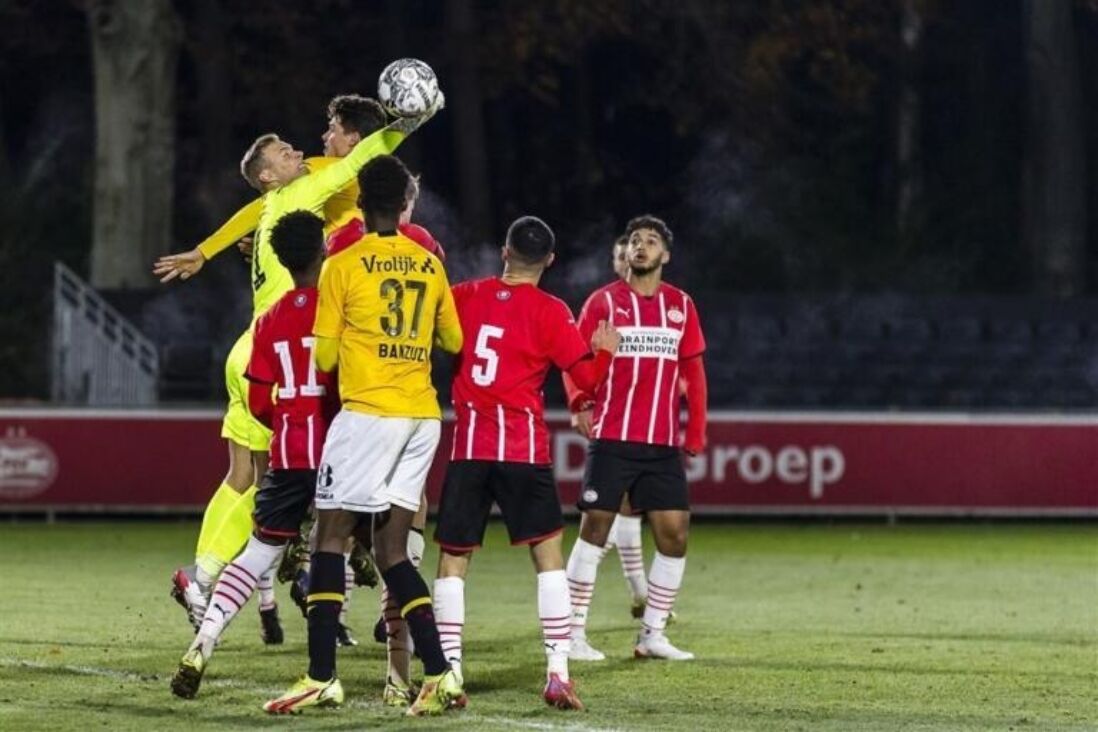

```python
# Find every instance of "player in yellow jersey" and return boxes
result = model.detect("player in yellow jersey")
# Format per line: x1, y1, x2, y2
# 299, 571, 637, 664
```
265, 155, 464, 716
157, 98, 439, 637
154, 94, 388, 278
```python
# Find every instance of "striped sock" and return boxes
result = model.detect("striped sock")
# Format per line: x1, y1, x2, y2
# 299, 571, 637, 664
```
614, 515, 647, 602
381, 561, 447, 677
537, 570, 571, 681
433, 576, 465, 677
641, 552, 685, 634
381, 585, 412, 687
194, 536, 281, 657
566, 538, 602, 640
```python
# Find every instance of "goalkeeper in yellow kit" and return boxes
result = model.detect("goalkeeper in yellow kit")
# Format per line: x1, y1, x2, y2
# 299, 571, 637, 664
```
154, 94, 439, 637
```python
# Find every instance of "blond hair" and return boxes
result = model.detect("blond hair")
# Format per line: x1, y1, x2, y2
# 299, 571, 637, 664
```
240, 133, 280, 191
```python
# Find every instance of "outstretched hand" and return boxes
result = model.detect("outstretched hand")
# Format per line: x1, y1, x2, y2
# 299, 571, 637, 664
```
387, 91, 446, 135
237, 235, 254, 263
153, 248, 206, 283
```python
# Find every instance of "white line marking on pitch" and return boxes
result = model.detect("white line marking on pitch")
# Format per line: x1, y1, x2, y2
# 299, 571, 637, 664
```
1, 657, 625, 731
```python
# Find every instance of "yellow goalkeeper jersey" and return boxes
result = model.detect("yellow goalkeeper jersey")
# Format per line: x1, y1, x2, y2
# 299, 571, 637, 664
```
195, 158, 364, 262
249, 128, 404, 321
305, 157, 361, 234
314, 231, 461, 419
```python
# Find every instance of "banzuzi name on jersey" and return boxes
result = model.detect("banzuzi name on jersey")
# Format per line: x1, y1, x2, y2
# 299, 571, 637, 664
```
616, 326, 683, 360
360, 253, 436, 275
378, 342, 429, 361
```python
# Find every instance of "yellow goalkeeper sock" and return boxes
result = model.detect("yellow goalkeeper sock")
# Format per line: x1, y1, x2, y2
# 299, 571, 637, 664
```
196, 485, 257, 577
194, 482, 241, 560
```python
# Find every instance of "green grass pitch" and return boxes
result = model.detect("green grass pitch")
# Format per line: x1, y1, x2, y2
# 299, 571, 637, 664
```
0, 520, 1094, 731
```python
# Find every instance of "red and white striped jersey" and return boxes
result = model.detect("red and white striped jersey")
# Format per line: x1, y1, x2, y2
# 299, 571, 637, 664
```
246, 287, 339, 470
578, 279, 705, 446
450, 277, 590, 464
326, 219, 447, 261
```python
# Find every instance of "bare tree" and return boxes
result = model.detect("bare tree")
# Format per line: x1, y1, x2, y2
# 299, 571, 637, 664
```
445, 0, 493, 242
189, 0, 235, 231
1021, 0, 1086, 297
86, 0, 181, 289
896, 0, 924, 242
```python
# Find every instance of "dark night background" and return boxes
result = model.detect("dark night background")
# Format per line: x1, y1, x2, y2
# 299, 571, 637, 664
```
3, 0, 1098, 408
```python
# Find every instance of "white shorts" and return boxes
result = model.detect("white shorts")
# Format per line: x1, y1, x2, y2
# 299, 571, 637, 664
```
315, 410, 440, 513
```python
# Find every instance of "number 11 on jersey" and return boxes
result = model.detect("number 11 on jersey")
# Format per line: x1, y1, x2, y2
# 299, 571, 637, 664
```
273, 337, 325, 398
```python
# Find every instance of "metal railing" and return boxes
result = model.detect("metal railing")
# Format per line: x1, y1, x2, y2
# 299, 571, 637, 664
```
51, 262, 159, 405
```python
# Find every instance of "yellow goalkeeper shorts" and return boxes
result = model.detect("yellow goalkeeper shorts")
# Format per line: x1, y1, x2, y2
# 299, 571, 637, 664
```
220, 328, 272, 452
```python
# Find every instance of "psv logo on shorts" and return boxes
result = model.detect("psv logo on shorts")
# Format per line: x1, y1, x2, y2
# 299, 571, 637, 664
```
582, 489, 599, 503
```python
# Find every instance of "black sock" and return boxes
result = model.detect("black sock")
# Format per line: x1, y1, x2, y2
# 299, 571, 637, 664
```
381, 560, 448, 676
307, 551, 344, 682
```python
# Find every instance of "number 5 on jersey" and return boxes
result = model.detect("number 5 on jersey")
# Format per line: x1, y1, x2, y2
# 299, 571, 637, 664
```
471, 325, 504, 386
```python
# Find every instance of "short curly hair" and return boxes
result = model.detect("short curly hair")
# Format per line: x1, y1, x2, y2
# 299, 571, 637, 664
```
270, 210, 324, 274
624, 214, 673, 249
357, 155, 412, 218
327, 94, 387, 137
505, 216, 555, 264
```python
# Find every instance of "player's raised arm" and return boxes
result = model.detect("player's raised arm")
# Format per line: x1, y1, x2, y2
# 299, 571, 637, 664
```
197, 196, 265, 260
288, 119, 419, 211
153, 196, 265, 283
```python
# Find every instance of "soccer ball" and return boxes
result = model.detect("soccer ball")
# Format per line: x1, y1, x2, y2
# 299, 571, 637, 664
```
378, 58, 441, 118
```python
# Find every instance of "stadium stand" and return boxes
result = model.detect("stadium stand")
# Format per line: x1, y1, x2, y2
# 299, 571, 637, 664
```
688, 293, 1098, 410
142, 290, 1098, 410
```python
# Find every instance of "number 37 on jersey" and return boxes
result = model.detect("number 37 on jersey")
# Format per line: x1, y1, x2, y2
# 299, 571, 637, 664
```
313, 238, 460, 368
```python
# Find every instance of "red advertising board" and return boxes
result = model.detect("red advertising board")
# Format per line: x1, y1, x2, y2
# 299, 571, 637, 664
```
0, 409, 1095, 516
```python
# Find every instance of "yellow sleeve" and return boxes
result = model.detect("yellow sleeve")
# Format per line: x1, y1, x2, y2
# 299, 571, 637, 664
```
196, 196, 264, 260
314, 335, 340, 373
313, 259, 346, 340
286, 126, 406, 210
433, 272, 463, 354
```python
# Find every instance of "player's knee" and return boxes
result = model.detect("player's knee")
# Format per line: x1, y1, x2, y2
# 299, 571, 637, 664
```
373, 540, 406, 572
224, 463, 254, 491
437, 550, 470, 579
657, 529, 688, 557
579, 514, 615, 547
316, 536, 346, 555
530, 549, 564, 573
350, 524, 372, 552
315, 523, 350, 555
252, 530, 287, 547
